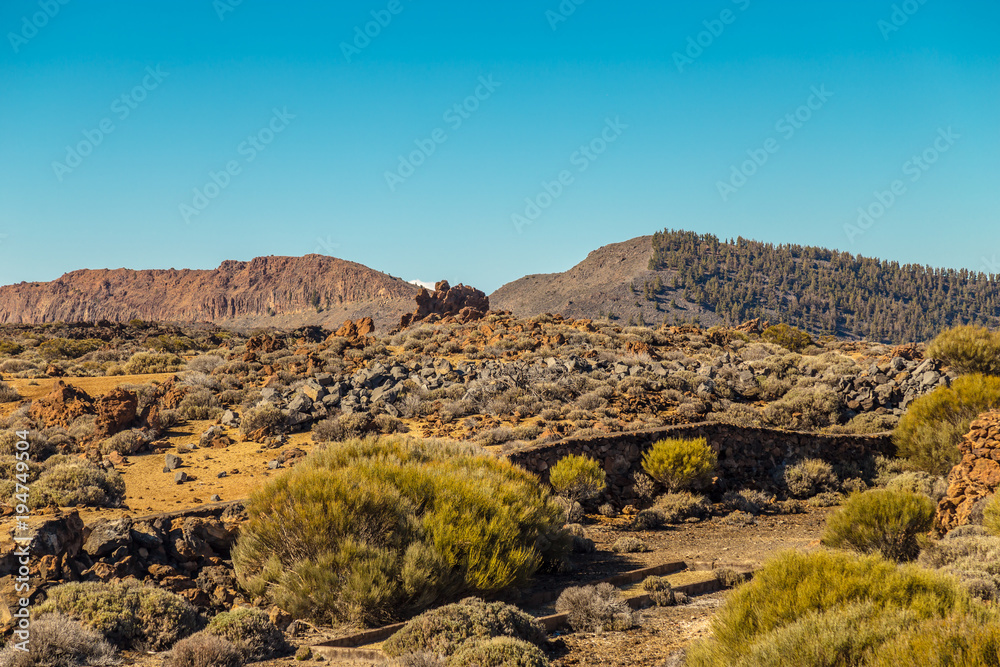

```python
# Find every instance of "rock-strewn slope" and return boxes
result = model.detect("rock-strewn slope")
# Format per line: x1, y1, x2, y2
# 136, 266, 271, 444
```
0, 255, 419, 331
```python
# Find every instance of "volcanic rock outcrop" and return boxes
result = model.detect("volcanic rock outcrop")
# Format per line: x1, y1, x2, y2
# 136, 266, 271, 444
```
936, 411, 1000, 533
398, 281, 489, 329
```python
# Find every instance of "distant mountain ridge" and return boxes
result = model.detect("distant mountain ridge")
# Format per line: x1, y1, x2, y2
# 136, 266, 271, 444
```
0, 255, 418, 331
491, 230, 1000, 343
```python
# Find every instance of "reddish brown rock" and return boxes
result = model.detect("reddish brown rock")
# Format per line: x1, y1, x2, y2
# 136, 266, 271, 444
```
937, 411, 1000, 533
94, 387, 138, 438
28, 381, 95, 428
399, 280, 489, 329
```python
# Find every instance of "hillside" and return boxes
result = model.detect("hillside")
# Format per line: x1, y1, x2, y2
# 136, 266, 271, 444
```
0, 254, 419, 331
492, 230, 1000, 343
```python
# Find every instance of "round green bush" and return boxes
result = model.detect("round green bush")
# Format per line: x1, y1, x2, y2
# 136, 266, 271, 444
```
548, 454, 606, 502
35, 581, 203, 650
821, 488, 935, 562
893, 374, 1000, 475
641, 437, 716, 492
448, 637, 549, 667
782, 459, 838, 499
382, 597, 547, 658
205, 608, 288, 661
927, 325, 1000, 377
762, 324, 814, 353
232, 437, 566, 626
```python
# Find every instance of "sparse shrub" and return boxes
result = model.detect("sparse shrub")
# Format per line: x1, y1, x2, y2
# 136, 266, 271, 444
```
123, 351, 182, 375
808, 492, 844, 508
373, 413, 406, 434
35, 581, 202, 650
38, 338, 103, 361
927, 325, 1000, 377
723, 489, 774, 515
866, 611, 1000, 667
0, 381, 21, 403
99, 428, 147, 456
598, 502, 616, 517
630, 471, 657, 500
204, 608, 289, 661
555, 583, 640, 633
166, 632, 243, 667
840, 412, 900, 434
311, 413, 372, 442
551, 496, 584, 523
31, 461, 125, 508
919, 526, 1000, 601
840, 477, 869, 494
186, 354, 226, 374
449, 638, 549, 667
685, 550, 973, 667
548, 454, 606, 502
894, 374, 1000, 475
232, 437, 566, 626
612, 536, 650, 553
651, 492, 711, 524
642, 576, 676, 607
641, 437, 716, 492
0, 612, 119, 667
884, 470, 948, 503
177, 387, 222, 420
763, 385, 843, 430
822, 488, 934, 561
762, 323, 814, 353
782, 458, 838, 498
383, 598, 547, 659
240, 402, 283, 440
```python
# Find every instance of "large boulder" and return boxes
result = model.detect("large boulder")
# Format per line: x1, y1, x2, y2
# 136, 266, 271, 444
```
28, 381, 95, 428
936, 410, 1000, 533
94, 387, 139, 438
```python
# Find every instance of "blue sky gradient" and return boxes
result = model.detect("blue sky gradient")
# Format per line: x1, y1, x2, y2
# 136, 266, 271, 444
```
1, 0, 997, 292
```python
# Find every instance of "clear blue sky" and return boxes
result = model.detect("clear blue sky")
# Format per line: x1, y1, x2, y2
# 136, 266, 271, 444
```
1, 1, 997, 292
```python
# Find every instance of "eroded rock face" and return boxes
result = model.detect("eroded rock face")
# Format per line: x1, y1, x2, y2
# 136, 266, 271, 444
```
936, 411, 1000, 533
399, 280, 489, 329
28, 381, 95, 428
94, 387, 139, 438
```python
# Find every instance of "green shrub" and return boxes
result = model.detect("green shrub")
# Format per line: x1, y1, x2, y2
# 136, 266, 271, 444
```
448, 637, 549, 667
782, 458, 838, 498
548, 454, 606, 502
99, 429, 148, 456
763, 385, 843, 430
0, 340, 24, 356
232, 437, 566, 626
985, 494, 1000, 536
240, 402, 284, 440
822, 489, 934, 561
839, 412, 900, 434
311, 413, 372, 442
685, 550, 972, 667
611, 536, 649, 553
554, 583, 639, 633
650, 492, 711, 524
866, 611, 1000, 667
884, 470, 948, 503
382, 598, 547, 658
893, 374, 1000, 475
123, 351, 182, 375
722, 489, 774, 515
38, 338, 103, 361
762, 324, 814, 353
205, 608, 288, 661
0, 613, 120, 667
177, 388, 222, 420
642, 576, 676, 607
31, 461, 125, 508
166, 632, 243, 667
35, 581, 203, 650
641, 437, 716, 492
927, 325, 1000, 377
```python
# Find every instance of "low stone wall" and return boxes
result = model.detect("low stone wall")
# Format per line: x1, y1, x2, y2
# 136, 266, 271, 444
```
506, 422, 894, 503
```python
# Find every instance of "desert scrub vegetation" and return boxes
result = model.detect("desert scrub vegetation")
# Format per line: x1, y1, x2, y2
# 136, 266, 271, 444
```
122, 351, 183, 374
204, 608, 288, 661
555, 583, 640, 633
781, 458, 838, 498
449, 638, 549, 667
382, 597, 547, 659
232, 437, 566, 626
920, 525, 1000, 602
761, 323, 814, 353
0, 613, 120, 667
239, 402, 283, 439
0, 381, 21, 403
685, 550, 980, 667
893, 374, 1000, 475
641, 437, 716, 492
35, 581, 203, 650
165, 632, 243, 667
763, 385, 843, 430
926, 325, 1000, 377
16, 459, 126, 508
822, 489, 935, 562
548, 454, 606, 502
